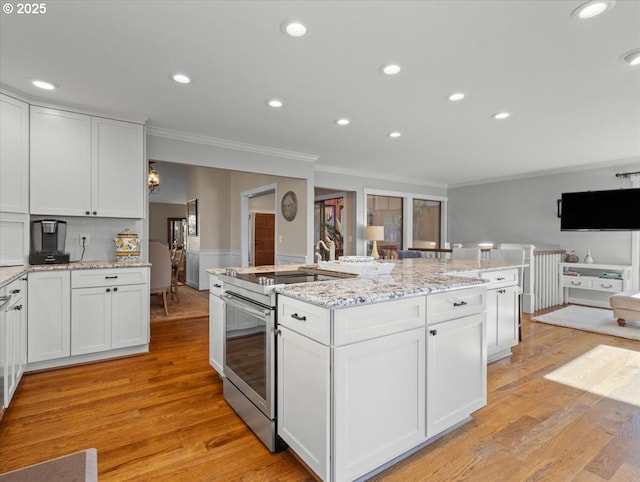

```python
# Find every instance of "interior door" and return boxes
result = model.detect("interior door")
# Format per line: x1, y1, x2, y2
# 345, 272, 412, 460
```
254, 213, 275, 266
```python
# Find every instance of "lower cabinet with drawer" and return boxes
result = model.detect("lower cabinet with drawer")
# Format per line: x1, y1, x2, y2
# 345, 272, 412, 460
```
277, 288, 485, 482
27, 266, 150, 371
71, 268, 149, 355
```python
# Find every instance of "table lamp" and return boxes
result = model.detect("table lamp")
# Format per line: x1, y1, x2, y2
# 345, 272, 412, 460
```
365, 226, 385, 259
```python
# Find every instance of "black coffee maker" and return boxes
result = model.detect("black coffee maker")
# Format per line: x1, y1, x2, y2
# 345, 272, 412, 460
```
29, 219, 70, 264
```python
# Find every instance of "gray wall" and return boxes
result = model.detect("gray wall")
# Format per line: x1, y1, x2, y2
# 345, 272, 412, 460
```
448, 159, 640, 266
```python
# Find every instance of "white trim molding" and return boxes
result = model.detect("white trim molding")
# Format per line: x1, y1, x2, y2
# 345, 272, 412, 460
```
146, 126, 319, 163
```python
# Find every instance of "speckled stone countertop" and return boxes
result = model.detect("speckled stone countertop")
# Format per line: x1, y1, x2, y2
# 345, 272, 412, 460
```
209, 258, 524, 308
0, 260, 150, 288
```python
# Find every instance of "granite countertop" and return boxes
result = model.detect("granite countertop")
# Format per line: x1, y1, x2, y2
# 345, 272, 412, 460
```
0, 260, 151, 288
209, 258, 525, 308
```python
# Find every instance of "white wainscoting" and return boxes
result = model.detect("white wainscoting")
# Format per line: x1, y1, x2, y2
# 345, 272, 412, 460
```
276, 253, 308, 265
186, 249, 242, 290
185, 250, 309, 290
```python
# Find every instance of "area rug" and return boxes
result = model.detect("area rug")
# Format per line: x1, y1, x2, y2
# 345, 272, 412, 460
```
532, 305, 640, 341
150, 284, 209, 322
0, 448, 97, 481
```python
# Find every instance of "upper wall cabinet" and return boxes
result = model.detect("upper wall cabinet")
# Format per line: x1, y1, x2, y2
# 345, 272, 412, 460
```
30, 106, 144, 218
0, 94, 29, 214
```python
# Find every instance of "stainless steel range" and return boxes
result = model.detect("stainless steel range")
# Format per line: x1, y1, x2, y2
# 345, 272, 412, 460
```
217, 267, 353, 452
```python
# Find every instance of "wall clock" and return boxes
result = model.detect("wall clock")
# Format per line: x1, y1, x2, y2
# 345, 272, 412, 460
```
281, 190, 298, 222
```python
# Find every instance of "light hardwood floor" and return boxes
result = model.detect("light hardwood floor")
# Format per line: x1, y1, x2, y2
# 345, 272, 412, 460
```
1, 310, 639, 481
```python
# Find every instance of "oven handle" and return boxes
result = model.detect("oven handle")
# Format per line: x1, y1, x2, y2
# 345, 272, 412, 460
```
223, 293, 273, 319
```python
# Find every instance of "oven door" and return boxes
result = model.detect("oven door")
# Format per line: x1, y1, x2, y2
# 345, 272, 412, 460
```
223, 292, 275, 420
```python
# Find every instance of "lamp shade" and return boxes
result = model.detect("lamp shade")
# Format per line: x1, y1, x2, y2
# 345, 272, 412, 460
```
365, 226, 385, 241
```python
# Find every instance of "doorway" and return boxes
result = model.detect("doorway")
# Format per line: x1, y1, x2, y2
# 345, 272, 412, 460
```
252, 212, 275, 266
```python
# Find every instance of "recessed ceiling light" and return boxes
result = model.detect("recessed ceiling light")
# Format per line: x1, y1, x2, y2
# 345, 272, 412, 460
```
380, 64, 401, 75
388, 131, 402, 138
281, 20, 307, 37
335, 118, 350, 126
448, 92, 465, 101
621, 48, 640, 66
172, 73, 191, 84
492, 112, 510, 120
32, 79, 55, 90
267, 99, 283, 108
571, 0, 615, 19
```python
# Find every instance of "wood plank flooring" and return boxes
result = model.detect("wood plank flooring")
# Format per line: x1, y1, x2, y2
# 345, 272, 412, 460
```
1, 310, 639, 481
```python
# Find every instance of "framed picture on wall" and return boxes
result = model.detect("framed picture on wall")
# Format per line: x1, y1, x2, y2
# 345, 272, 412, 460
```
187, 199, 198, 236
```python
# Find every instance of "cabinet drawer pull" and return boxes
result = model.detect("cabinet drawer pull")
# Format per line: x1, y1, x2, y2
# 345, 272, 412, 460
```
14, 304, 23, 311
10, 289, 21, 294
105, 275, 118, 279
496, 277, 506, 281
213, 283, 222, 288
275, 328, 282, 336
600, 284, 612, 289
570, 281, 582, 286
291, 313, 307, 321
429, 329, 437, 336
498, 289, 506, 294
453, 301, 467, 307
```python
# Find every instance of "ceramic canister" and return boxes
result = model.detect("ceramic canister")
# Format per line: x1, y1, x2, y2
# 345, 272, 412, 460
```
114, 229, 141, 259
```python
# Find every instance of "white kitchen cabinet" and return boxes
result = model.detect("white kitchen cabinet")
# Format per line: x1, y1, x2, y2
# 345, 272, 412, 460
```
30, 106, 92, 216
91, 116, 144, 218
486, 285, 519, 362
28, 270, 71, 362
209, 274, 225, 375
0, 94, 29, 214
71, 268, 149, 355
277, 295, 428, 482
30, 106, 144, 218
277, 325, 330, 481
426, 312, 487, 438
1, 276, 27, 409
71, 286, 111, 355
334, 327, 425, 481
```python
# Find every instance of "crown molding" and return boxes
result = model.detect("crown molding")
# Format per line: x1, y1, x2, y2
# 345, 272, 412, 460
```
448, 157, 640, 189
146, 126, 319, 163
313, 163, 448, 190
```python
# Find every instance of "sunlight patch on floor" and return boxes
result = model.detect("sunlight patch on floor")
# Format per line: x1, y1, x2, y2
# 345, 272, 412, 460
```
544, 344, 640, 408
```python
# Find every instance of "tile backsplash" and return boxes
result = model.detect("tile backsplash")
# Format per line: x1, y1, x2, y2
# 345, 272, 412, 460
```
30, 215, 144, 262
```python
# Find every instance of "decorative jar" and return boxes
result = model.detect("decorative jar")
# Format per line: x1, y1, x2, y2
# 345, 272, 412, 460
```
113, 229, 141, 260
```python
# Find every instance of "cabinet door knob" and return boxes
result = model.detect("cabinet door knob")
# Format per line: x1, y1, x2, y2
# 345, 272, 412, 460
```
275, 328, 281, 336
113, 287, 118, 292
498, 289, 506, 294
429, 329, 438, 336
106, 288, 111, 292
85, 211, 90, 215
92, 211, 97, 215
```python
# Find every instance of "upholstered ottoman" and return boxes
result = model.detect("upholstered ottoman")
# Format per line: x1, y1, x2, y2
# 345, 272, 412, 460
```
609, 291, 640, 327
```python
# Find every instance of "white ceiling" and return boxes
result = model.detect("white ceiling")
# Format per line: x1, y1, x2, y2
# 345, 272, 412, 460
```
1, 0, 639, 187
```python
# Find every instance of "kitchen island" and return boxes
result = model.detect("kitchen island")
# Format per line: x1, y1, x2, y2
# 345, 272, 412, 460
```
210, 258, 524, 482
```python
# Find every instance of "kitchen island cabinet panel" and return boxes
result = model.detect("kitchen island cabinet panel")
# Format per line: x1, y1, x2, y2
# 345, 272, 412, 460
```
27, 270, 71, 362
277, 325, 330, 481
333, 327, 425, 482
426, 312, 486, 438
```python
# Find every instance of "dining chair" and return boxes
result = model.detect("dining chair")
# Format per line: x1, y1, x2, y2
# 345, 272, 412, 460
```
170, 244, 185, 302
149, 241, 172, 316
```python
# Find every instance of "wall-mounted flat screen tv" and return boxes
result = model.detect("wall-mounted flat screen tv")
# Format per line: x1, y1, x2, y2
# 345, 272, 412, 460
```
560, 188, 640, 231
